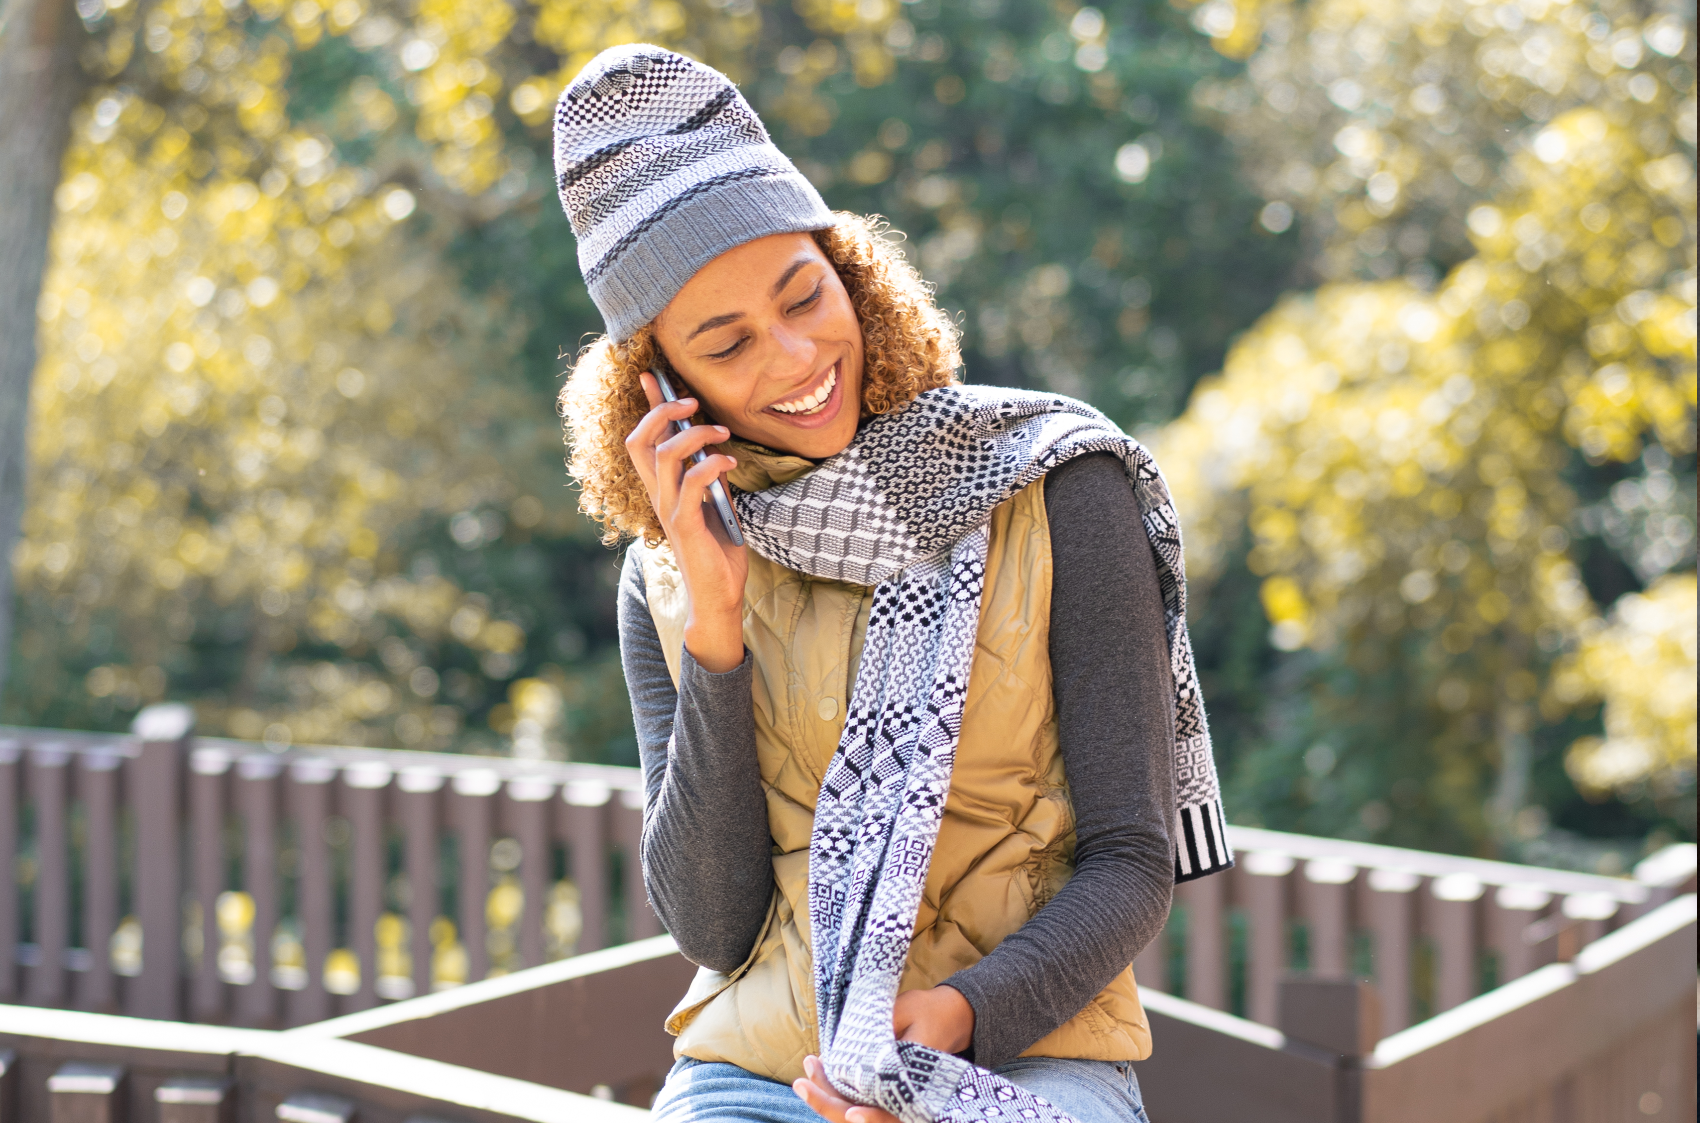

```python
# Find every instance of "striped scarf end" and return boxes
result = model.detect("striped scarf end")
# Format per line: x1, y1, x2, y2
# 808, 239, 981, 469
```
1173, 799, 1234, 883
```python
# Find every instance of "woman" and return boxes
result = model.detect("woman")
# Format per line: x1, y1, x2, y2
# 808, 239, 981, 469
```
554, 46, 1231, 1123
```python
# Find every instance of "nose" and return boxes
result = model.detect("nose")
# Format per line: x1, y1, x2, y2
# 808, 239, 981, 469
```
765, 320, 818, 379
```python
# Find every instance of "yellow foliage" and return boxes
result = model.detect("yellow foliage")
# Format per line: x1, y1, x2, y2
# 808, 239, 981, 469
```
19, 16, 526, 748
1558, 574, 1697, 797
1157, 49, 1693, 748
1195, 0, 1698, 286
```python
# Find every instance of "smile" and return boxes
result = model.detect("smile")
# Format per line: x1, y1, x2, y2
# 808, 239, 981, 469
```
769, 363, 838, 415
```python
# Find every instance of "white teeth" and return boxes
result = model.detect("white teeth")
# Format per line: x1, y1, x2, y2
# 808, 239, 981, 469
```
773, 366, 836, 415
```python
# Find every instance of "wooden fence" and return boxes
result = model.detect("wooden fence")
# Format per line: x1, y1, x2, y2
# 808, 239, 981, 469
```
2, 708, 656, 1027
3, 709, 1694, 1044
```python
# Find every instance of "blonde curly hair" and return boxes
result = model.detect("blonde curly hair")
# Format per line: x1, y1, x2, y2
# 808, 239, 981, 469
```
559, 212, 962, 546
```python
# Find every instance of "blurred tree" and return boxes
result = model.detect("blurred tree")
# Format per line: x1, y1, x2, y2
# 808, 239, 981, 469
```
0, 0, 91, 715
1158, 0, 1696, 857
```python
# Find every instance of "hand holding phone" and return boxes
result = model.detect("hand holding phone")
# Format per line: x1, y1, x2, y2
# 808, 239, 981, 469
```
651, 366, 745, 546
630, 362, 748, 672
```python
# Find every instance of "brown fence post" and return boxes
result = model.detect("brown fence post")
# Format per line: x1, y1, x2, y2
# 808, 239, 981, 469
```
189, 746, 231, 1022
1244, 850, 1295, 1025
1177, 863, 1227, 1010
26, 743, 70, 1006
397, 766, 443, 999
1132, 924, 1168, 993
288, 757, 336, 1026
1278, 976, 1380, 1053
76, 746, 122, 1013
47, 1061, 126, 1123
613, 788, 661, 942
0, 738, 17, 1004
1278, 977, 1378, 1123
155, 1075, 233, 1123
562, 781, 611, 954
1302, 858, 1356, 979
342, 761, 391, 1013
128, 703, 193, 1021
1365, 867, 1419, 1036
507, 777, 554, 969
0, 1047, 15, 1120
1490, 883, 1551, 985
451, 768, 500, 983
234, 753, 282, 1027
1560, 892, 1618, 954
1428, 873, 1484, 1014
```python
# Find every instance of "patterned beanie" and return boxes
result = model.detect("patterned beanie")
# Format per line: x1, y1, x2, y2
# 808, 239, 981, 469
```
553, 45, 835, 342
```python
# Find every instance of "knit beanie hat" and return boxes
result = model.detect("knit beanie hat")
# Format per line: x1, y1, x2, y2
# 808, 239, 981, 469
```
553, 45, 835, 342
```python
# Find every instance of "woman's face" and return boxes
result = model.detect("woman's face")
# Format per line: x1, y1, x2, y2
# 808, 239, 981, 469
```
653, 232, 865, 460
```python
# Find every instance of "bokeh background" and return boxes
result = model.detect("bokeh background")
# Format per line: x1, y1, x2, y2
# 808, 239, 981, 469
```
3, 0, 1693, 873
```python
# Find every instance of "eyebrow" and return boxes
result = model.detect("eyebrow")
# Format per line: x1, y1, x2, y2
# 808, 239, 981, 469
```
769, 255, 816, 298
686, 313, 743, 341
685, 256, 820, 342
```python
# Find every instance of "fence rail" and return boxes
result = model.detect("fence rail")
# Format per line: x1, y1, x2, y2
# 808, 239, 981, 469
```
3, 710, 1694, 1041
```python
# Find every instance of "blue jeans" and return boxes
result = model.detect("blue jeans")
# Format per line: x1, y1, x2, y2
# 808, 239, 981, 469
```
651, 1055, 1150, 1123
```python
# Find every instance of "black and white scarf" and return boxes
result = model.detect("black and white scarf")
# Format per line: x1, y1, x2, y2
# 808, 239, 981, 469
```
733, 386, 1231, 1123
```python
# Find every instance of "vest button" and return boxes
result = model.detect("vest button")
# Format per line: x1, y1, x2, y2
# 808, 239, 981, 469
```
817, 697, 838, 721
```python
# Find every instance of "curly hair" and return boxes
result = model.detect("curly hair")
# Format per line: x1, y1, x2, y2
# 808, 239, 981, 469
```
559, 212, 962, 546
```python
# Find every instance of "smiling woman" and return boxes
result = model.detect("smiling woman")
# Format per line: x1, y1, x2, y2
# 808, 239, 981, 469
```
549, 44, 1224, 1123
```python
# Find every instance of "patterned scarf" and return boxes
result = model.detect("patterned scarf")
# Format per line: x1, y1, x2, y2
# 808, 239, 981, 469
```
733, 385, 1231, 1123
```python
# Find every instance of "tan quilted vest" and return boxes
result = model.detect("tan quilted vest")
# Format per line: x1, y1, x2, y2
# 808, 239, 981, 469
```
636, 445, 1151, 1084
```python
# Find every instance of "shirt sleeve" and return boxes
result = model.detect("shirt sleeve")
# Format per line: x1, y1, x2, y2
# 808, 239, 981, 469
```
941, 452, 1177, 1069
617, 547, 774, 973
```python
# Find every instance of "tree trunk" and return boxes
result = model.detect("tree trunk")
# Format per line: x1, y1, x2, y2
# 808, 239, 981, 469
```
0, 0, 87, 704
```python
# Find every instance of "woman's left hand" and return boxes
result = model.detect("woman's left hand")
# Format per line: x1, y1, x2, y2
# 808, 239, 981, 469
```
793, 1055, 899, 1123
792, 986, 975, 1121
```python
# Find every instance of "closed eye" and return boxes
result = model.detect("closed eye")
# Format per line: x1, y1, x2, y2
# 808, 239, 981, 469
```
788, 281, 823, 315
705, 336, 746, 360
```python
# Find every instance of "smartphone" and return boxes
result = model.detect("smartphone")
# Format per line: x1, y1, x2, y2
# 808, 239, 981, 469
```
651, 365, 745, 547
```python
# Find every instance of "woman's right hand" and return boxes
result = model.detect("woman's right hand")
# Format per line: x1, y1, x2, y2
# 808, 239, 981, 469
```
626, 371, 749, 673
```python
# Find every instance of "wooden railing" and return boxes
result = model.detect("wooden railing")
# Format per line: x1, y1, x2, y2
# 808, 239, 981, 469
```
4, 709, 1694, 1043
2, 707, 656, 1026
1134, 825, 1696, 1036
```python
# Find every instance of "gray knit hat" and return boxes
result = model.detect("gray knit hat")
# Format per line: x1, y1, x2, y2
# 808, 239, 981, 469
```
553, 45, 835, 342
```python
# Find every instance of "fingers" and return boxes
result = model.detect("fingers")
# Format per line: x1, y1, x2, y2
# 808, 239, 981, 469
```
802, 1056, 845, 1101
793, 1057, 900, 1123
673, 453, 736, 528
654, 427, 731, 530
638, 370, 663, 410
625, 398, 718, 513
625, 398, 699, 467
792, 1078, 840, 1122
846, 1109, 899, 1123
655, 422, 729, 469
792, 1056, 851, 1123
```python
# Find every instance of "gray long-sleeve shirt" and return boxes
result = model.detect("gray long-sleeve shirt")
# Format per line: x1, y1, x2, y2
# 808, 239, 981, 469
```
616, 452, 1176, 1068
